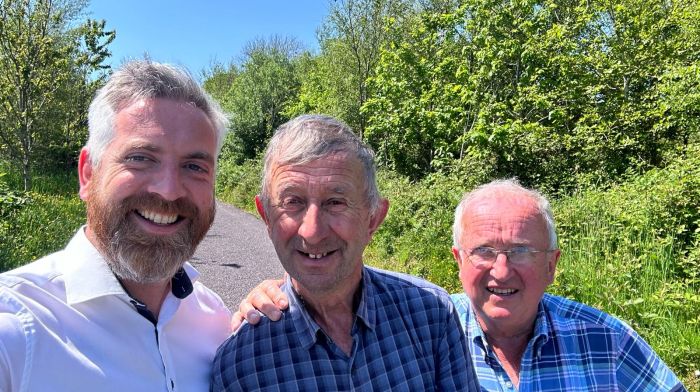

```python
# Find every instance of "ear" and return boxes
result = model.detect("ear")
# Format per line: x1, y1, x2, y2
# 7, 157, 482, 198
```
78, 148, 93, 201
255, 195, 269, 225
546, 249, 561, 284
452, 246, 463, 268
368, 198, 389, 237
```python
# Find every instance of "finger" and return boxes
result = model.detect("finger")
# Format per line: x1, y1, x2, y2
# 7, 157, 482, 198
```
238, 301, 262, 324
249, 290, 282, 321
262, 279, 288, 309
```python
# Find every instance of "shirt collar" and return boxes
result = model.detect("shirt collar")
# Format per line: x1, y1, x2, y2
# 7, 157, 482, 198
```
466, 297, 551, 357
63, 226, 197, 305
283, 267, 372, 350
531, 297, 551, 357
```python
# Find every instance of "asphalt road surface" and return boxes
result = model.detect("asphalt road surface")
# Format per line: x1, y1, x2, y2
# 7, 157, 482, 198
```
192, 201, 284, 311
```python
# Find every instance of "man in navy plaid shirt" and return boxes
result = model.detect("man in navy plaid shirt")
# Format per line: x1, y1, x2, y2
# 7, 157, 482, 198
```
210, 115, 480, 391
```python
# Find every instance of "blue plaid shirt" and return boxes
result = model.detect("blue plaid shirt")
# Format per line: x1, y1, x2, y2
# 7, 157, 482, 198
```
211, 267, 480, 391
451, 293, 686, 392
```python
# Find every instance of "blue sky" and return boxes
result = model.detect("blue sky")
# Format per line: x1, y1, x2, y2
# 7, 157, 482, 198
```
87, 1, 330, 78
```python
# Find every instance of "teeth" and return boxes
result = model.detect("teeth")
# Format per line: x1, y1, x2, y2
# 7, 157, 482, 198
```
488, 287, 516, 295
139, 210, 178, 225
307, 252, 328, 259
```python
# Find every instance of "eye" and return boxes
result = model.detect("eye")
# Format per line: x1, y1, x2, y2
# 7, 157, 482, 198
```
185, 162, 208, 173
324, 198, 348, 212
472, 246, 496, 257
279, 197, 305, 211
124, 154, 151, 163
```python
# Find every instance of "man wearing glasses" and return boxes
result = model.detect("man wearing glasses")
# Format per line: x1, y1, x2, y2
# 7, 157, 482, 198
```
239, 178, 685, 391
449, 179, 684, 391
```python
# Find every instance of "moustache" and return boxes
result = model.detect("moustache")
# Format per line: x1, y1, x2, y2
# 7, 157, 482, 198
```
119, 193, 202, 221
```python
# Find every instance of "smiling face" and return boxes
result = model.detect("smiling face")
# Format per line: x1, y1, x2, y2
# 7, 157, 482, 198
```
452, 192, 560, 337
256, 152, 388, 297
79, 98, 218, 283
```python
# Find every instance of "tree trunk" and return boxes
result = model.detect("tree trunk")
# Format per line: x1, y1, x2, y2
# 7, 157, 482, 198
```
22, 158, 31, 191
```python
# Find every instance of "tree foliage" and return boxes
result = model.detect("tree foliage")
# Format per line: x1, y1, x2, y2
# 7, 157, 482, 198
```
0, 0, 114, 190
364, 0, 700, 191
317, 0, 409, 136
215, 36, 304, 163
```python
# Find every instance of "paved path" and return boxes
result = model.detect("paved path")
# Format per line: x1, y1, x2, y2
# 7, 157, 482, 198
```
192, 201, 284, 310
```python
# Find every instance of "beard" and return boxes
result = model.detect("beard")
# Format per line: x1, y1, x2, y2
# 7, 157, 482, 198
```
86, 185, 215, 284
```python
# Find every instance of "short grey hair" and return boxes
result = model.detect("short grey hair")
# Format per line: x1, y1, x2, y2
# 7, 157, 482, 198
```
260, 114, 380, 214
86, 60, 229, 166
452, 178, 558, 250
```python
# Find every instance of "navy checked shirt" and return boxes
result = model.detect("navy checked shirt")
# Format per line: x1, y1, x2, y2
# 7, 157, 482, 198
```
211, 267, 481, 391
451, 293, 686, 392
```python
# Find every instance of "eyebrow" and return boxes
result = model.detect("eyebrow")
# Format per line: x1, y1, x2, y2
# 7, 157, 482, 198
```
275, 183, 349, 196
186, 151, 216, 165
127, 143, 215, 165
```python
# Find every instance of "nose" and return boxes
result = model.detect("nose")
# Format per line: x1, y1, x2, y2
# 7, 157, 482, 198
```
147, 166, 186, 201
297, 203, 327, 245
489, 252, 513, 280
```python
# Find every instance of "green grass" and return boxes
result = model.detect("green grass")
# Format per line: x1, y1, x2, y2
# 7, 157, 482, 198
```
0, 167, 85, 272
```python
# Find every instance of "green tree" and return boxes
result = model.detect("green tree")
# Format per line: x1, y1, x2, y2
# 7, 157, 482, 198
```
0, 0, 114, 190
201, 60, 237, 103
284, 40, 361, 128
218, 36, 303, 163
364, 0, 700, 191
316, 0, 409, 137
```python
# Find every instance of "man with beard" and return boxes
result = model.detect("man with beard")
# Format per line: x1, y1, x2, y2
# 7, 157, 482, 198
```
0, 60, 232, 391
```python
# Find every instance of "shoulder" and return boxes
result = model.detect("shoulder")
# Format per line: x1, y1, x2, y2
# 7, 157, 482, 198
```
181, 263, 229, 310
542, 293, 633, 335
365, 266, 451, 303
212, 315, 290, 381
542, 294, 684, 389
177, 264, 232, 337
364, 267, 458, 328
0, 252, 67, 300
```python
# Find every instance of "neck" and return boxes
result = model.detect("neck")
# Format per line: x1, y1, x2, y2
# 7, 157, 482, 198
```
121, 278, 171, 319
294, 279, 361, 356
477, 314, 535, 388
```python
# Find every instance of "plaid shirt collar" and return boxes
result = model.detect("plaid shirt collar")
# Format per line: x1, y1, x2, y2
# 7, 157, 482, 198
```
283, 267, 376, 350
467, 297, 551, 360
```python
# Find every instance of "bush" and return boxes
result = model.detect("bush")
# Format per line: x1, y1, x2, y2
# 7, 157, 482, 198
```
215, 158, 262, 214
366, 170, 487, 292
551, 143, 700, 381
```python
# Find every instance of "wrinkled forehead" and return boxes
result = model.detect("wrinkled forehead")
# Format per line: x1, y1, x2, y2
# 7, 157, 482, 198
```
269, 152, 365, 185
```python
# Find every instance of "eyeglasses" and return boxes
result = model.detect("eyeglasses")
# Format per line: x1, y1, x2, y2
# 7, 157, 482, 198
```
465, 246, 556, 267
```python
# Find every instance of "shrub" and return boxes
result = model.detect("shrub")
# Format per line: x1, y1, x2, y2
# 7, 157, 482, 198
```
552, 143, 700, 380
366, 171, 472, 292
215, 158, 262, 214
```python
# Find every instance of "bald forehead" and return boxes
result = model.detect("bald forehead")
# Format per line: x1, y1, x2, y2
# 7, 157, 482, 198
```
468, 190, 539, 214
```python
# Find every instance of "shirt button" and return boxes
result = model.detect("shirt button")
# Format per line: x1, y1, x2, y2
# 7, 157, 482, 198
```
505, 381, 513, 388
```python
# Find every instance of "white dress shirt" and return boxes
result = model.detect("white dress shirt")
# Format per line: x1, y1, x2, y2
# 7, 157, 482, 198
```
0, 227, 232, 392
